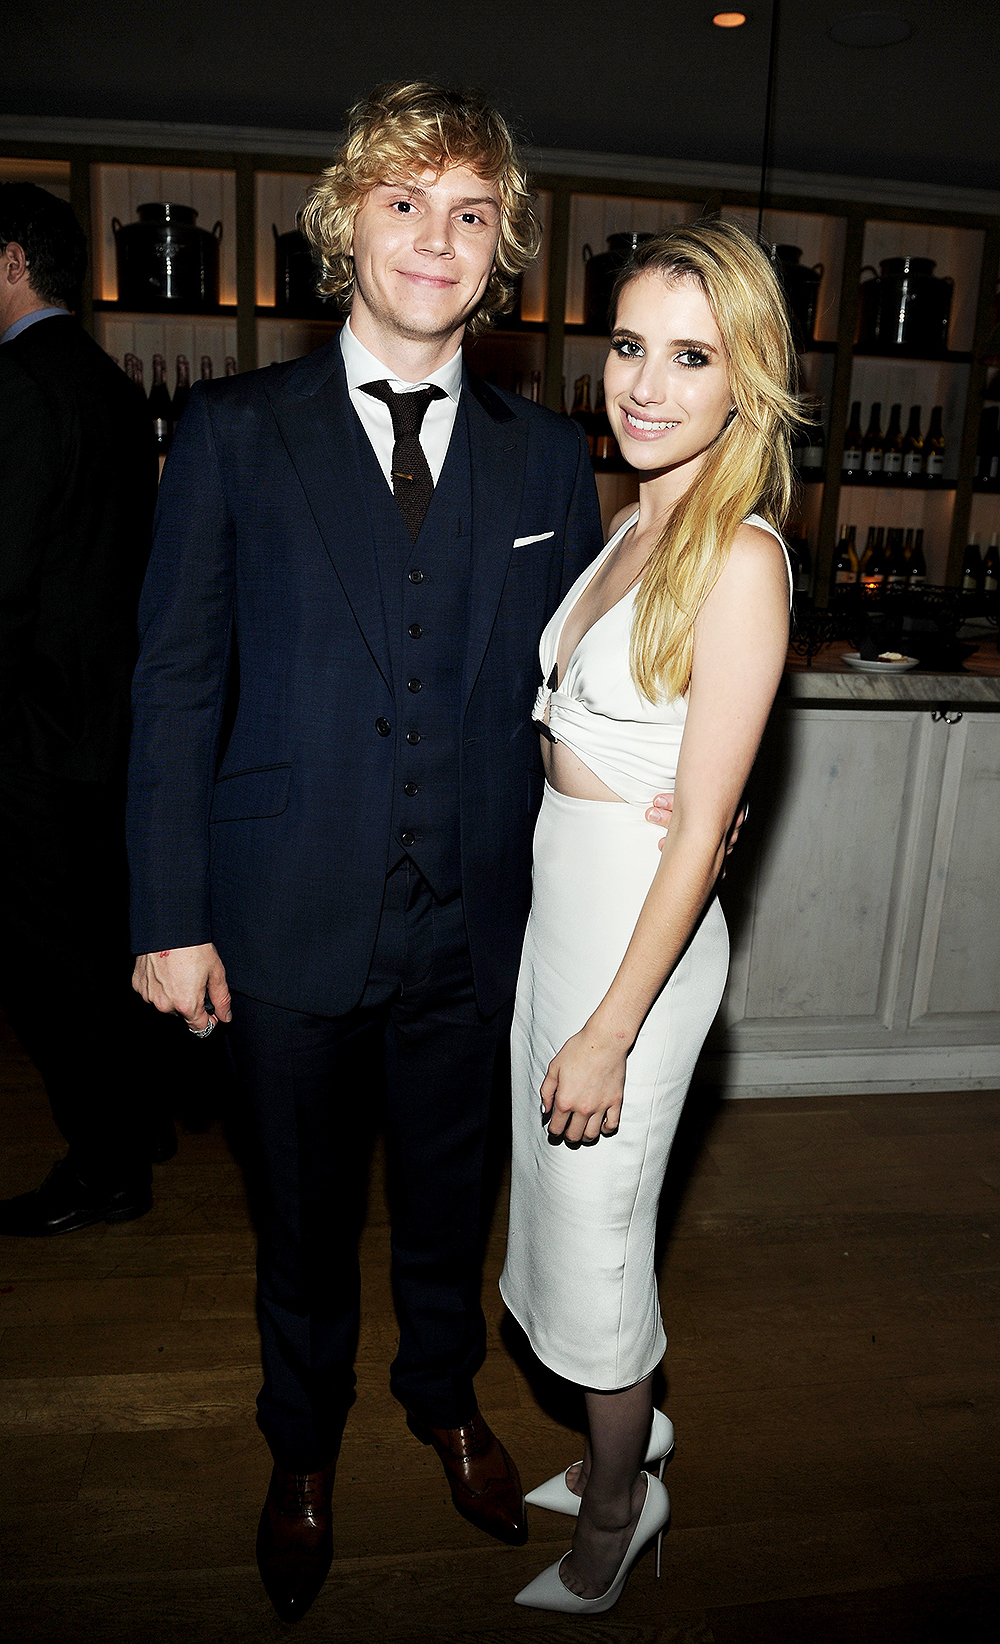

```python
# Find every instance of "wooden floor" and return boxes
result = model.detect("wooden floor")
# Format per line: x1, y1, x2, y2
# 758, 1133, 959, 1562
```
0, 1015, 997, 1643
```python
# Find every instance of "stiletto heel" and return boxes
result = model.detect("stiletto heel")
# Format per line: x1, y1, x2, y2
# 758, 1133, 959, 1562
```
524, 1407, 674, 1517
514, 1471, 670, 1615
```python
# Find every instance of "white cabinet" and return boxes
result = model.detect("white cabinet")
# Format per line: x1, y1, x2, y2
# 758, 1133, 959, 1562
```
702, 703, 1000, 1096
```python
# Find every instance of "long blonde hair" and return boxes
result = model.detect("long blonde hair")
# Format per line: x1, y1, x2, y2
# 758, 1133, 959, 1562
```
611, 221, 799, 702
299, 81, 540, 335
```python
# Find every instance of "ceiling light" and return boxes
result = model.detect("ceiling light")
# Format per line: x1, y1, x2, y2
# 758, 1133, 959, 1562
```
827, 11, 913, 46
713, 11, 748, 24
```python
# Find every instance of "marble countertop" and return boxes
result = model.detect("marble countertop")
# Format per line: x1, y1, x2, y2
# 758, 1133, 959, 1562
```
781, 643, 1000, 705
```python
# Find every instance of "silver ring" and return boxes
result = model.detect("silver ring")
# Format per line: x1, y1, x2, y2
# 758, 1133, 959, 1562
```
188, 1018, 216, 1039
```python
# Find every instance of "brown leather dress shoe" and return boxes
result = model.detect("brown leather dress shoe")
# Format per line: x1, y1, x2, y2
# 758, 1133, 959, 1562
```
409, 1412, 528, 1546
256, 1460, 337, 1622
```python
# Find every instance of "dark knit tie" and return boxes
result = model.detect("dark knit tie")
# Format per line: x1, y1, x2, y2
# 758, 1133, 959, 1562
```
360, 380, 447, 541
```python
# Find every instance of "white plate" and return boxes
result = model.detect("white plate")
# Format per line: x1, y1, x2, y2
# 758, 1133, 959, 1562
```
841, 652, 920, 674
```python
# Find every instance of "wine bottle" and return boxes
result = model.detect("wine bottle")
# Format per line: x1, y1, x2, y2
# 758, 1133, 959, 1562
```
788, 524, 813, 598
961, 534, 982, 593
149, 354, 173, 454
862, 402, 884, 481
908, 528, 927, 588
801, 398, 825, 476
901, 405, 924, 481
570, 374, 595, 455
861, 525, 886, 594
512, 371, 524, 398
882, 403, 903, 481
224, 356, 237, 377
885, 527, 907, 592
172, 355, 191, 429
593, 380, 617, 467
975, 406, 998, 487
124, 352, 144, 390
925, 406, 945, 483
200, 355, 214, 381
982, 533, 1000, 597
842, 400, 863, 482
829, 524, 859, 602
528, 369, 541, 403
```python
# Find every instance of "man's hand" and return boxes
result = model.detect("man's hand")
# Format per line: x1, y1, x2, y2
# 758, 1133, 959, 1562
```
645, 792, 748, 866
132, 943, 232, 1032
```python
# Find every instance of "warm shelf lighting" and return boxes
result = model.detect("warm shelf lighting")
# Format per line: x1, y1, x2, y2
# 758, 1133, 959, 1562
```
713, 11, 748, 24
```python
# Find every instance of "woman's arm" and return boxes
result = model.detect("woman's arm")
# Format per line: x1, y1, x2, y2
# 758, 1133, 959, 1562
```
543, 524, 789, 1142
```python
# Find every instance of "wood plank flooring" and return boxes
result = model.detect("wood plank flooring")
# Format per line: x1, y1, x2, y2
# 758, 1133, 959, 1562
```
1, 1016, 997, 1642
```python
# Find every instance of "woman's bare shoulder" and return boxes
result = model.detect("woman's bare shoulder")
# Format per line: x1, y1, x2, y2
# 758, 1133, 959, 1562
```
724, 520, 789, 591
607, 502, 640, 539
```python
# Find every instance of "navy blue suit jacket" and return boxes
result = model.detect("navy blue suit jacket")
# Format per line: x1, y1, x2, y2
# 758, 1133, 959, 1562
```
127, 339, 604, 1017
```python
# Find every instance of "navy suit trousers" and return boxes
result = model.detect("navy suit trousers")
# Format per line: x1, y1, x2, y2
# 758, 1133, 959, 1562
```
229, 861, 502, 1471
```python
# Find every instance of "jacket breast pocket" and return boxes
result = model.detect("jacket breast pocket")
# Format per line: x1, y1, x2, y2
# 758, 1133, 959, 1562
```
209, 763, 291, 823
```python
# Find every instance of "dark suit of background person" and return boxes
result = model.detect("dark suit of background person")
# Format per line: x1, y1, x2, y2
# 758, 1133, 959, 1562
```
0, 183, 159, 1236
126, 322, 603, 1585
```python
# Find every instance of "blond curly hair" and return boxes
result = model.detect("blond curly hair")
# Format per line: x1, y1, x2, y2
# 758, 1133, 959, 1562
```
299, 81, 541, 335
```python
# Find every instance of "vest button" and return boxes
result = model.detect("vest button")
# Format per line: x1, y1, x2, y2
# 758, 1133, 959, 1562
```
408, 623, 423, 639
400, 831, 416, 847
408, 569, 424, 584
404, 781, 418, 797
375, 717, 391, 737
406, 730, 421, 745
407, 678, 422, 693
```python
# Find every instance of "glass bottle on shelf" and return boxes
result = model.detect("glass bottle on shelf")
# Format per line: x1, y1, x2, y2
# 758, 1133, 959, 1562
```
882, 404, 903, 481
149, 354, 173, 454
787, 523, 813, 599
224, 356, 237, 377
124, 352, 144, 390
925, 406, 946, 483
861, 402, 883, 481
801, 398, 825, 477
172, 355, 191, 428
961, 534, 982, 593
886, 528, 908, 592
593, 381, 617, 467
980, 407, 1000, 489
528, 369, 541, 403
570, 374, 595, 455
908, 529, 927, 588
830, 524, 859, 604
200, 355, 214, 381
982, 533, 999, 599
842, 400, 863, 482
512, 371, 524, 398
861, 525, 886, 594
901, 405, 924, 481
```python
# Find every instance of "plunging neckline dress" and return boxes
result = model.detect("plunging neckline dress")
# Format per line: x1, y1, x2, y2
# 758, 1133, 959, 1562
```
499, 511, 790, 1389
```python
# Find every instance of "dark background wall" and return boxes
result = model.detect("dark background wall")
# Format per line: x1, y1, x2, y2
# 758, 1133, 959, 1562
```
5, 1, 999, 191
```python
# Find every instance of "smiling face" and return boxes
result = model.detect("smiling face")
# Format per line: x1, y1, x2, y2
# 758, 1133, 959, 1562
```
604, 271, 733, 483
348, 163, 502, 360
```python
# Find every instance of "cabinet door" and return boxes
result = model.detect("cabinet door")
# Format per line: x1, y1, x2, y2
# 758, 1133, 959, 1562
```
719, 707, 938, 1036
909, 712, 1000, 1034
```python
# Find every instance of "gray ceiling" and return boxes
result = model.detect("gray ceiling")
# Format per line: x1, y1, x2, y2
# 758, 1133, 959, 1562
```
7, 1, 1000, 192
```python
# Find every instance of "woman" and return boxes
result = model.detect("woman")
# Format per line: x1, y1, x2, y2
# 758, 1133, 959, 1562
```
500, 220, 798, 1614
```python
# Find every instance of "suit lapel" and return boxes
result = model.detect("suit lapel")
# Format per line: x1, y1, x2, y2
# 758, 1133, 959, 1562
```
264, 342, 392, 687
461, 369, 527, 708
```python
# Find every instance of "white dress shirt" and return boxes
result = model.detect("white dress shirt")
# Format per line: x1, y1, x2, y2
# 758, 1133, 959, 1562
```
339, 318, 463, 489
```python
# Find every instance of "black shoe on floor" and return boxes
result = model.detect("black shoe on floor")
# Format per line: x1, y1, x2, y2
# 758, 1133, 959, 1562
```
0, 1157, 153, 1237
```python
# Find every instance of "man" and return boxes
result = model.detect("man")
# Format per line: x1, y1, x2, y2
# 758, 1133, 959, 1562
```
128, 81, 601, 1622
0, 184, 160, 1235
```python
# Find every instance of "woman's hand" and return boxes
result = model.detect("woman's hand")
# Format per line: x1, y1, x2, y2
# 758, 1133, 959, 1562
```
540, 1024, 630, 1143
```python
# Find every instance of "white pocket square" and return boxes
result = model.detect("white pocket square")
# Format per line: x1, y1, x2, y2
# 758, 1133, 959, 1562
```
512, 531, 555, 547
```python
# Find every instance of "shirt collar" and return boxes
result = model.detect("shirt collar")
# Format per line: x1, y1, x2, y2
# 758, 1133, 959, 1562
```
1, 306, 73, 345
340, 316, 463, 403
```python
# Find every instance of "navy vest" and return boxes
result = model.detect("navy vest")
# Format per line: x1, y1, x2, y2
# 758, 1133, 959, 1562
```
355, 395, 472, 899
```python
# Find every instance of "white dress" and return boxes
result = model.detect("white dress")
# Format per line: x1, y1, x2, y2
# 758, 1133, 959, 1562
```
499, 511, 790, 1389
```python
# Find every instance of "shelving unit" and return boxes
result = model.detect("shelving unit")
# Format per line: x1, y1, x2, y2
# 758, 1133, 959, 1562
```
2, 138, 997, 588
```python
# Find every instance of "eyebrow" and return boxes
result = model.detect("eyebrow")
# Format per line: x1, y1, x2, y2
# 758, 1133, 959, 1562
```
377, 181, 499, 210
611, 327, 719, 356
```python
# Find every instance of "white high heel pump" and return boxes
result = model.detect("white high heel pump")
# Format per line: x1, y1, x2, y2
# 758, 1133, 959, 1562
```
524, 1407, 674, 1518
514, 1471, 670, 1615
